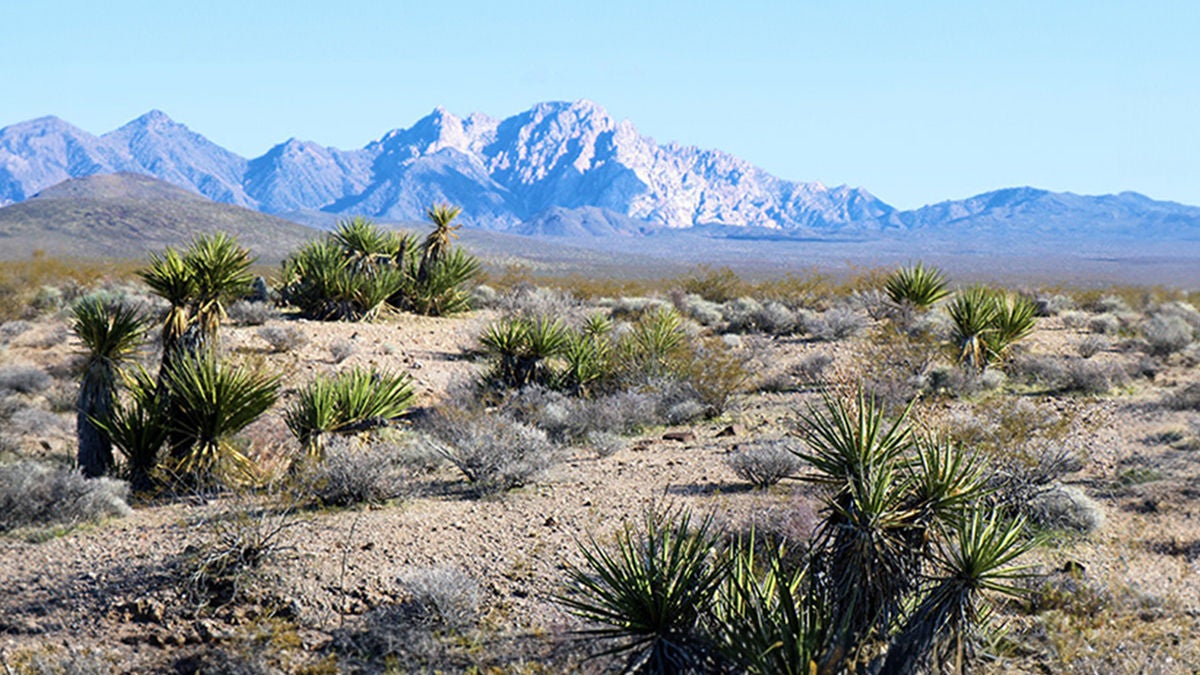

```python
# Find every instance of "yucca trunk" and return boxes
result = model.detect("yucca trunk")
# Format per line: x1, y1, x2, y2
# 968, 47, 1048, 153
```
76, 362, 117, 477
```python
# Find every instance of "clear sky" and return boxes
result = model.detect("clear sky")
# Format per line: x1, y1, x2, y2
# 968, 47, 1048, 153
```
2, 1, 1197, 210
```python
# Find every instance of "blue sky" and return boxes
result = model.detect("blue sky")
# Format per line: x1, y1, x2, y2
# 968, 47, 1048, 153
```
2, 1, 1197, 209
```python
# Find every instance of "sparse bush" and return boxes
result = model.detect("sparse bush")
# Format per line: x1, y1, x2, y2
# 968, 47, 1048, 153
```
0, 461, 130, 532
681, 265, 744, 303
1059, 310, 1089, 329
672, 292, 725, 327
587, 431, 626, 458
181, 491, 297, 609
329, 338, 357, 363
225, 300, 277, 326
1141, 313, 1193, 356
7, 406, 66, 437
469, 283, 499, 309
1164, 382, 1200, 411
1076, 335, 1109, 358
257, 325, 309, 353
1088, 313, 1121, 335
297, 438, 415, 507
792, 352, 833, 386
395, 566, 482, 630
497, 284, 580, 319
806, 306, 868, 341
429, 411, 558, 495
1037, 294, 1076, 317
0, 365, 51, 394
1009, 354, 1066, 387
1062, 358, 1126, 395
726, 440, 801, 488
1088, 295, 1130, 313
1028, 484, 1104, 533
0, 320, 33, 342
722, 296, 765, 333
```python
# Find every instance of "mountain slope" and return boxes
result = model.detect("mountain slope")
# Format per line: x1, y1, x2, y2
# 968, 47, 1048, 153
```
0, 103, 1198, 245
0, 173, 317, 259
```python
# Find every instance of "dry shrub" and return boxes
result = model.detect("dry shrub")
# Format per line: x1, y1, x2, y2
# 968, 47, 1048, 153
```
1028, 484, 1104, 533
1141, 313, 1194, 356
791, 352, 833, 386
1058, 310, 1089, 329
725, 440, 802, 488
0, 320, 33, 342
295, 437, 417, 507
0, 460, 130, 532
0, 365, 51, 395
257, 325, 308, 353
1088, 313, 1121, 335
395, 566, 482, 630
180, 490, 299, 609
328, 339, 357, 363
426, 408, 559, 495
1076, 335, 1109, 358
1164, 382, 1200, 411
805, 306, 868, 341
225, 300, 277, 326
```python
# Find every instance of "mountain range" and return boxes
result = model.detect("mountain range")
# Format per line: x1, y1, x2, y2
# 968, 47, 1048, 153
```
2, 100, 1199, 244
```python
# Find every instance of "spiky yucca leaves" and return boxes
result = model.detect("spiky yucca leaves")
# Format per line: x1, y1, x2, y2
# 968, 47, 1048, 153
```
400, 246, 480, 316
946, 287, 1038, 370
332, 216, 411, 274
794, 391, 922, 667
880, 511, 1034, 675
139, 247, 194, 357
71, 297, 150, 478
558, 508, 729, 674
885, 263, 951, 310
281, 239, 405, 321
480, 316, 570, 389
559, 328, 614, 397
419, 202, 463, 282
947, 287, 999, 370
99, 366, 168, 491
181, 232, 254, 343
162, 353, 279, 481
713, 535, 821, 675
284, 367, 415, 458
619, 307, 688, 381
984, 292, 1038, 365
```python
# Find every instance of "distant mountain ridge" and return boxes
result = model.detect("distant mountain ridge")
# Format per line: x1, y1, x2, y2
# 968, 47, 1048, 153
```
2, 101, 1199, 240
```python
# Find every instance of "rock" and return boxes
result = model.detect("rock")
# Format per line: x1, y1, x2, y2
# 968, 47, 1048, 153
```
663, 431, 695, 443
715, 424, 743, 438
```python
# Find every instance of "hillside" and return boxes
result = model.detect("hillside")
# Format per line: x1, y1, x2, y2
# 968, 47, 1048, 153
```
0, 173, 318, 260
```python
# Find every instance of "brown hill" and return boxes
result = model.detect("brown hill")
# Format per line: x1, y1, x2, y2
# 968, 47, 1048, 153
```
0, 173, 319, 260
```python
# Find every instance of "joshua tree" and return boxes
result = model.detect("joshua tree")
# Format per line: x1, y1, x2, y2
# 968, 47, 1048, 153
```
419, 203, 463, 283
71, 297, 149, 477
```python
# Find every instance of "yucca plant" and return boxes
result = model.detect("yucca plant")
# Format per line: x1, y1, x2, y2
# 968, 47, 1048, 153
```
620, 307, 687, 380
558, 507, 729, 674
880, 511, 1034, 675
419, 202, 463, 283
281, 239, 405, 321
946, 287, 999, 370
559, 330, 614, 397
99, 366, 168, 491
400, 246, 479, 316
139, 247, 194, 359
181, 232, 254, 344
984, 292, 1038, 365
332, 216, 411, 274
480, 316, 569, 388
284, 367, 415, 458
162, 352, 279, 482
71, 297, 151, 477
713, 535, 821, 675
884, 263, 951, 310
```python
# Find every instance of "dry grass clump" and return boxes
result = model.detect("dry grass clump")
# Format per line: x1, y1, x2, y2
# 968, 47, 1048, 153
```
0, 460, 131, 533
394, 566, 482, 630
1027, 484, 1105, 533
328, 338, 356, 363
1088, 313, 1122, 335
805, 306, 869, 341
1163, 382, 1200, 411
1076, 334, 1109, 358
725, 439, 802, 488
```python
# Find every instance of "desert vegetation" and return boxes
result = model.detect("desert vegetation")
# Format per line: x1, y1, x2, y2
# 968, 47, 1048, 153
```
0, 231, 1198, 673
